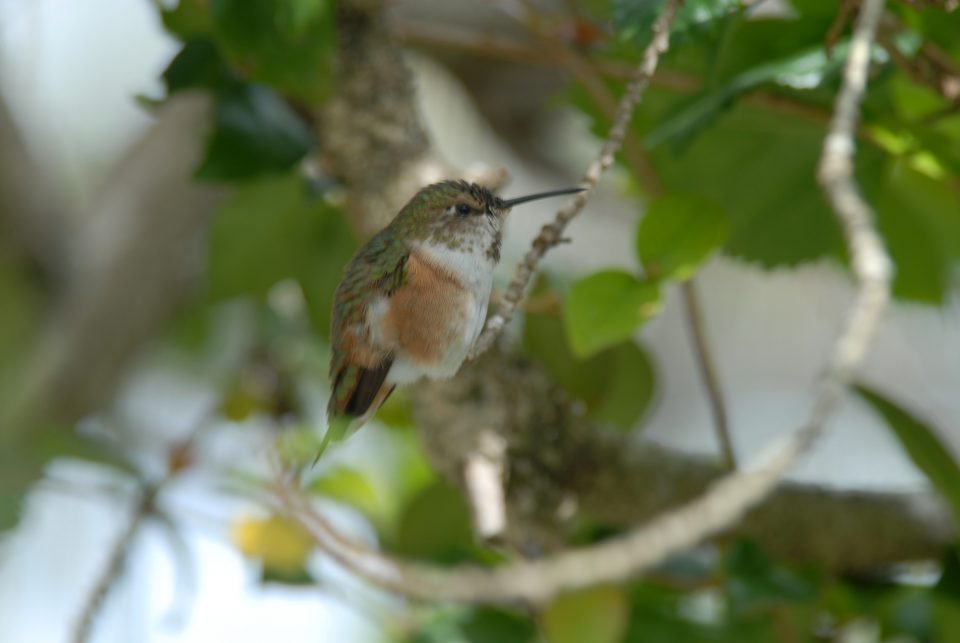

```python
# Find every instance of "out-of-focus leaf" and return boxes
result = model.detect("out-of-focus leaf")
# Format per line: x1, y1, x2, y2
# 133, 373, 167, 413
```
231, 514, 313, 575
209, 175, 310, 298
524, 279, 657, 430
297, 212, 356, 340
880, 589, 934, 642
163, 39, 234, 93
160, 25, 317, 181
196, 83, 312, 180
613, 0, 743, 47
655, 104, 862, 267
0, 446, 42, 531
567, 84, 851, 268
855, 385, 960, 522
542, 586, 629, 643
286, 0, 329, 37
207, 173, 350, 323
0, 254, 41, 382
938, 549, 960, 598
935, 596, 960, 643
373, 389, 414, 427
589, 341, 657, 430
211, 0, 337, 101
160, 0, 215, 39
726, 540, 816, 614
310, 466, 382, 521
636, 193, 728, 281
395, 480, 474, 564
645, 44, 848, 149
460, 607, 536, 643
524, 288, 610, 405
564, 270, 661, 358
871, 160, 959, 304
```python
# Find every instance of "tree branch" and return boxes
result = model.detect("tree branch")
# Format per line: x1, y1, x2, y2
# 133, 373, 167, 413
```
6, 93, 227, 431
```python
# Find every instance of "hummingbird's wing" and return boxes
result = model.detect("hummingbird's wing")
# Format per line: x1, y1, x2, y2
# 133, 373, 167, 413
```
327, 230, 409, 424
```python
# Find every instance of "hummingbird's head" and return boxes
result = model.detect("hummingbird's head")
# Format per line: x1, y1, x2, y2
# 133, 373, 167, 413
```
395, 180, 584, 261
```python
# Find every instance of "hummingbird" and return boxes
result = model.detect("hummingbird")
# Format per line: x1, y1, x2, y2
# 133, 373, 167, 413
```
325, 180, 583, 441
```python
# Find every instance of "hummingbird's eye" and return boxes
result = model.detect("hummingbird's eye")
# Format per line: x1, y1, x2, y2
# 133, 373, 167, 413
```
455, 203, 472, 216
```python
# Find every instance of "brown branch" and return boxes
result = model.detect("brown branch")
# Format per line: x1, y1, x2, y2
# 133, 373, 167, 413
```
681, 280, 736, 469
468, 0, 681, 358
6, 93, 227, 432
409, 353, 951, 569
0, 95, 66, 279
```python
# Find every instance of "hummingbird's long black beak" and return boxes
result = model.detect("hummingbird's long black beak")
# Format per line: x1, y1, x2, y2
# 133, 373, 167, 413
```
500, 186, 585, 208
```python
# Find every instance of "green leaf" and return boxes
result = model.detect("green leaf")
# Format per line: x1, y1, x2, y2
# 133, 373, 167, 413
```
196, 83, 312, 180
542, 586, 629, 643
163, 39, 234, 93
590, 341, 657, 430
613, 0, 743, 47
160, 0, 215, 40
395, 480, 474, 564
523, 298, 657, 431
645, 43, 848, 150
637, 193, 728, 281
160, 36, 314, 181
211, 0, 337, 102
653, 104, 860, 267
460, 607, 536, 643
855, 385, 960, 522
564, 270, 661, 358
207, 173, 353, 328
872, 160, 959, 304
725, 540, 816, 614
310, 466, 382, 520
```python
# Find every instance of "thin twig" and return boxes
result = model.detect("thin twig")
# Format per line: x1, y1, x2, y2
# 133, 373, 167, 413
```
71, 484, 159, 643
468, 0, 682, 359
276, 0, 891, 605
681, 280, 736, 469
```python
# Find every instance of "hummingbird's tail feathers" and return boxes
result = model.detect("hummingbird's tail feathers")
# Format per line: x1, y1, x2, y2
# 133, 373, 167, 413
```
316, 375, 396, 466
345, 358, 394, 417
327, 356, 395, 420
